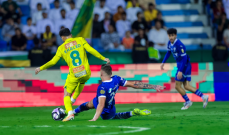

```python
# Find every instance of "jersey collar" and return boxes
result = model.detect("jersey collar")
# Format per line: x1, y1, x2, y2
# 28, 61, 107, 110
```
103, 78, 113, 83
171, 38, 178, 46
65, 38, 74, 43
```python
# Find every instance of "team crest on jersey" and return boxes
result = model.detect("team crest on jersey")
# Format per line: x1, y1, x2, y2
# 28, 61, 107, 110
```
65, 41, 77, 49
181, 49, 184, 53
100, 90, 105, 94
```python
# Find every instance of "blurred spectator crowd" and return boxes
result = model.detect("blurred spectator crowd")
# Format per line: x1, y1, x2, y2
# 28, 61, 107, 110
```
92, 0, 167, 56
204, 0, 229, 61
0, 0, 80, 53
0, 0, 163, 63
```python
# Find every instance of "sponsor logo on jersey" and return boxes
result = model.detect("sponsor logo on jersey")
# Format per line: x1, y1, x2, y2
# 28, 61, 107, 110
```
73, 65, 85, 73
64, 41, 81, 53
74, 70, 87, 78
100, 90, 105, 94
65, 41, 77, 49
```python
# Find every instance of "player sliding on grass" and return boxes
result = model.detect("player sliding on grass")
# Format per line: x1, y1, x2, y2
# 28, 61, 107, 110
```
35, 28, 110, 122
71, 64, 165, 121
160, 28, 209, 110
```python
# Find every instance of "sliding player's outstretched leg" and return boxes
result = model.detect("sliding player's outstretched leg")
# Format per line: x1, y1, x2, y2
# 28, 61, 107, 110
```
73, 99, 94, 114
183, 81, 209, 108
113, 108, 151, 119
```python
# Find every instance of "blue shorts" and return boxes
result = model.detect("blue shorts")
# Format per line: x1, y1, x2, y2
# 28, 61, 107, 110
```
175, 62, 191, 82
93, 97, 116, 120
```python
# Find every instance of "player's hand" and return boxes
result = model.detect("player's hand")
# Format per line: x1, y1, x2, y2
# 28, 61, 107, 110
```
177, 71, 183, 80
154, 85, 166, 92
89, 119, 97, 121
35, 67, 41, 75
160, 63, 165, 70
104, 58, 110, 64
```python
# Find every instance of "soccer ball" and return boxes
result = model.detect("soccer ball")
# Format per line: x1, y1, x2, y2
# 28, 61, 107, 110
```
52, 107, 66, 121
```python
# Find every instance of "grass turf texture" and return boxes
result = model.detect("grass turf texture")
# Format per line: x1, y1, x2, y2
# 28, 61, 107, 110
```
0, 102, 228, 135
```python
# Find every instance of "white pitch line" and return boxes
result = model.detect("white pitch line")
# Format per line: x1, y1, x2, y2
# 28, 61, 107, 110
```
88, 125, 150, 135
34, 125, 51, 128
0, 125, 151, 135
0, 126, 10, 128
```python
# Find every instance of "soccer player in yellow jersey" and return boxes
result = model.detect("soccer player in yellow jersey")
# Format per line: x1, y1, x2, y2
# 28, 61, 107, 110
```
35, 28, 110, 121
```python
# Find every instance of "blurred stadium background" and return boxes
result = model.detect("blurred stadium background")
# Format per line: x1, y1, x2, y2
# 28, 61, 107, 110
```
0, 0, 229, 108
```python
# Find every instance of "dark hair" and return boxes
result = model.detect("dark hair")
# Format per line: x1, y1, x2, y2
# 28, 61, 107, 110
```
149, 41, 154, 47
155, 20, 161, 25
37, 3, 42, 6
137, 12, 141, 17
27, 17, 32, 21
149, 3, 154, 7
122, 12, 126, 16
54, 0, 59, 3
118, 5, 123, 9
101, 64, 112, 76
15, 27, 21, 32
100, 0, 105, 1
167, 28, 177, 35
59, 28, 71, 36
61, 9, 66, 12
157, 11, 162, 16
70, 1, 75, 5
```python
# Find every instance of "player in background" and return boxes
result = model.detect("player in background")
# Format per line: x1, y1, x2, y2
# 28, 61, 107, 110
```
160, 28, 209, 110
71, 64, 165, 121
35, 28, 110, 121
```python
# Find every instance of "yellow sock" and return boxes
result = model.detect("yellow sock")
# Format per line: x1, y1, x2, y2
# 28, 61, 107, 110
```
64, 96, 72, 113
72, 83, 85, 100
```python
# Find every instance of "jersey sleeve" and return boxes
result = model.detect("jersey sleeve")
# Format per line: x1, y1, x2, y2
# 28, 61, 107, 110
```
40, 47, 62, 70
97, 85, 106, 98
81, 37, 106, 61
167, 41, 171, 51
116, 75, 127, 87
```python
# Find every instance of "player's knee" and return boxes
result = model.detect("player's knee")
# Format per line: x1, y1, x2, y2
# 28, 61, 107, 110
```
86, 101, 94, 109
175, 85, 181, 90
64, 92, 71, 97
184, 85, 190, 90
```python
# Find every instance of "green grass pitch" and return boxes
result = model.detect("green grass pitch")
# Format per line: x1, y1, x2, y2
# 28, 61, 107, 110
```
0, 102, 229, 135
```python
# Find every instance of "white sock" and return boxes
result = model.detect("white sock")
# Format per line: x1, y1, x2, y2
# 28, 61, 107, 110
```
130, 111, 133, 116
71, 97, 76, 104
201, 95, 205, 100
68, 110, 73, 116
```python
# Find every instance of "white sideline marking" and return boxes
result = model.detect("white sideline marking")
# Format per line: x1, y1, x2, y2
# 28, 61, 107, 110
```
87, 125, 150, 135
34, 125, 51, 128
0, 125, 150, 134
0, 126, 10, 128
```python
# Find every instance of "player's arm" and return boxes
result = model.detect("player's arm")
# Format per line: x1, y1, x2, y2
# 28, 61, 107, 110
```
124, 81, 165, 92
35, 49, 61, 74
89, 97, 106, 121
161, 44, 171, 70
82, 38, 110, 64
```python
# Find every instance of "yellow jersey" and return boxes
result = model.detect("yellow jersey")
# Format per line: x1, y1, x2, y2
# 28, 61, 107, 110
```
40, 37, 105, 78
144, 9, 158, 22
